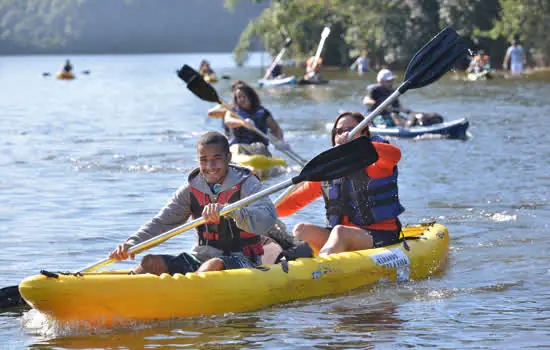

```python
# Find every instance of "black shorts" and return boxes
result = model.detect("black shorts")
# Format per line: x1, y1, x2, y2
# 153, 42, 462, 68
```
160, 252, 258, 275
160, 253, 202, 275
217, 253, 259, 270
368, 228, 400, 248
325, 226, 401, 248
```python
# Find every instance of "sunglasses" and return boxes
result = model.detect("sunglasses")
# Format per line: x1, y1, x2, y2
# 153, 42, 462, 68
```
332, 127, 355, 136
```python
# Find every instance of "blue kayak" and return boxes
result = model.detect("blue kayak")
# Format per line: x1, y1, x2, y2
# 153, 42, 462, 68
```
258, 75, 297, 87
370, 118, 470, 139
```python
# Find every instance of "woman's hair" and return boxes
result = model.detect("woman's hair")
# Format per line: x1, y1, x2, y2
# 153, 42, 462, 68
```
230, 80, 249, 91
231, 84, 261, 111
330, 111, 370, 146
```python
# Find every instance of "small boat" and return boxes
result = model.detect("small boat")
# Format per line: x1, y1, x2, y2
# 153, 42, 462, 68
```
56, 71, 75, 80
18, 223, 449, 326
296, 78, 329, 85
466, 70, 493, 81
258, 75, 297, 87
370, 118, 470, 139
231, 149, 286, 179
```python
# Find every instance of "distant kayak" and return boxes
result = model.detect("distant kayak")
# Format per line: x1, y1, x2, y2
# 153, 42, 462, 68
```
56, 71, 75, 80
296, 78, 329, 85
258, 75, 296, 87
370, 118, 470, 139
466, 71, 493, 81
231, 150, 286, 179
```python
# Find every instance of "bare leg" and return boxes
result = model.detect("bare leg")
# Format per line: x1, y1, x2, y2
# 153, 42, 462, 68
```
292, 223, 330, 255
319, 225, 374, 256
134, 254, 168, 276
197, 258, 225, 272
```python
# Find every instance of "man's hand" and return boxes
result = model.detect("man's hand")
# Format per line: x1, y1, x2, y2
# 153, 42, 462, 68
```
244, 118, 256, 129
109, 243, 135, 261
203, 203, 224, 224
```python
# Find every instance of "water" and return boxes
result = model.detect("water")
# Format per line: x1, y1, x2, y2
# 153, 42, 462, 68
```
1, 53, 549, 349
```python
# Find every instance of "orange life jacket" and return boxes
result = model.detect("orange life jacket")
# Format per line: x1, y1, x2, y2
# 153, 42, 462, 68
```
189, 181, 263, 257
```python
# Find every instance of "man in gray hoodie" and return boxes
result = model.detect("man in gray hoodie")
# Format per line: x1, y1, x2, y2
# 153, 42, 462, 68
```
109, 131, 277, 275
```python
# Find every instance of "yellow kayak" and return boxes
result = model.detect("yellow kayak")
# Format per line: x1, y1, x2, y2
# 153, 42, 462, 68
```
231, 149, 286, 179
56, 71, 75, 80
19, 223, 449, 326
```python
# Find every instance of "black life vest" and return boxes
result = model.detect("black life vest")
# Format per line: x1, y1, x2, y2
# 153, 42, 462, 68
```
227, 106, 269, 146
321, 137, 405, 227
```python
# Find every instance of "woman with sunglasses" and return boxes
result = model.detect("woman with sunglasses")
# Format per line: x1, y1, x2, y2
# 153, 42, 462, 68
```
276, 112, 404, 255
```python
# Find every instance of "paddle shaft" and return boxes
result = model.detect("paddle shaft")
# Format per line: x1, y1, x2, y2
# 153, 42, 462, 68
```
220, 100, 307, 166
348, 88, 405, 140
79, 178, 295, 273
309, 28, 330, 77
263, 47, 289, 80
274, 182, 304, 207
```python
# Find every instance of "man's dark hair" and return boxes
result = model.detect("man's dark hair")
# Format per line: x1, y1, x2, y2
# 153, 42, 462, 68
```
197, 131, 229, 155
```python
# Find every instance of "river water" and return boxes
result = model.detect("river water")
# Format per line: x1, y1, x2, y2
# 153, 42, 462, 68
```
0, 53, 549, 349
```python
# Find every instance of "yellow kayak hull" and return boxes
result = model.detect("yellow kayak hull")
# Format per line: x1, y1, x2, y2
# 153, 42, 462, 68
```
231, 150, 286, 179
19, 223, 449, 326
56, 72, 75, 80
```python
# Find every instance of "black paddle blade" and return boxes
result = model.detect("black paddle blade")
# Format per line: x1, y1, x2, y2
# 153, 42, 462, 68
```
293, 136, 378, 183
402, 27, 468, 92
0, 285, 26, 309
177, 64, 220, 103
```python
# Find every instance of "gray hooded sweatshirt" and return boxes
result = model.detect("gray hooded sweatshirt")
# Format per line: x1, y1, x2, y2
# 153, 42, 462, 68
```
126, 165, 277, 248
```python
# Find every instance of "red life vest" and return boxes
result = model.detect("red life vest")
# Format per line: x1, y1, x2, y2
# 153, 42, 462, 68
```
189, 179, 264, 257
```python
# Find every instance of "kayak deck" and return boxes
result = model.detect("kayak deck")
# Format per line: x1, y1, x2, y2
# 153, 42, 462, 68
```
19, 223, 449, 326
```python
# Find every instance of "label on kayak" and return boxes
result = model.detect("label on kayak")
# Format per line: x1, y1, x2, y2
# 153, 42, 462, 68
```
370, 248, 410, 269
371, 248, 411, 282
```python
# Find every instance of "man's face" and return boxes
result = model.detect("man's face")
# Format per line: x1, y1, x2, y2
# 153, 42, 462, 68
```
198, 144, 230, 184
380, 79, 393, 89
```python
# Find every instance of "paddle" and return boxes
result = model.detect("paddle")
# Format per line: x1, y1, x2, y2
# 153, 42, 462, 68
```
263, 37, 292, 80
348, 27, 467, 139
274, 27, 467, 208
177, 64, 308, 166
307, 27, 331, 79
0, 135, 377, 308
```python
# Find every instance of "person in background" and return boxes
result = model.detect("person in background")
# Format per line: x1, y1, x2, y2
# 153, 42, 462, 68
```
503, 40, 527, 76
199, 60, 217, 82
266, 57, 285, 79
276, 112, 404, 255
223, 83, 289, 156
199, 60, 214, 76
363, 69, 412, 127
62, 59, 73, 73
350, 49, 370, 76
304, 56, 323, 81
109, 132, 277, 274
466, 50, 491, 74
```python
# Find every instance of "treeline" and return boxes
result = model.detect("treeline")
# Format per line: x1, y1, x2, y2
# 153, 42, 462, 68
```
0, 0, 266, 55
229, 0, 550, 69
